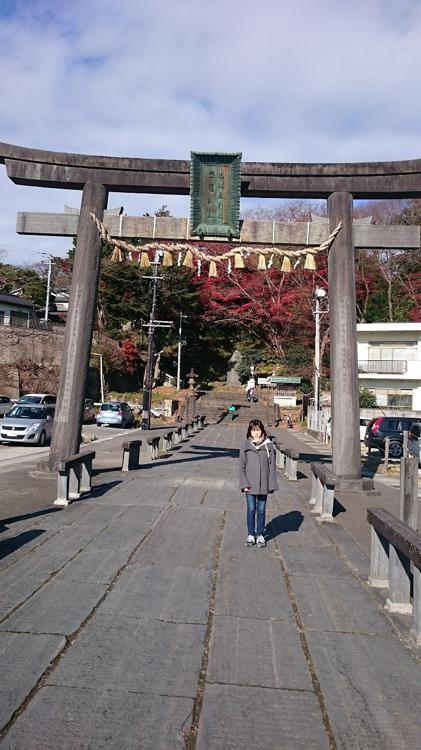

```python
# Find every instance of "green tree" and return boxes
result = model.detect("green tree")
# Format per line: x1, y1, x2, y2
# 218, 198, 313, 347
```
359, 387, 377, 408
0, 262, 47, 308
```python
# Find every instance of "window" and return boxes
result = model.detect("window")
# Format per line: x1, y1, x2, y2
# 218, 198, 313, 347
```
0, 310, 5, 325
368, 341, 417, 361
374, 389, 413, 409
387, 391, 412, 409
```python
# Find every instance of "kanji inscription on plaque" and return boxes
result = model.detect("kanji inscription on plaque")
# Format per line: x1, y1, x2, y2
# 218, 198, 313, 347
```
190, 152, 241, 238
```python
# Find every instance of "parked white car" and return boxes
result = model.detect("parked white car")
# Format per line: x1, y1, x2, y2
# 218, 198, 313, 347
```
360, 418, 370, 441
17, 393, 56, 405
0, 395, 13, 417
0, 404, 55, 446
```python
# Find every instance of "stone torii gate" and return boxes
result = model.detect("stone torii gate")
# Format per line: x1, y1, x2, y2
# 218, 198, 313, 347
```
1, 141, 421, 488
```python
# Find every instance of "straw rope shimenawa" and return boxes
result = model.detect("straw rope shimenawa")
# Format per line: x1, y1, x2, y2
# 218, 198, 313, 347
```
89, 212, 342, 274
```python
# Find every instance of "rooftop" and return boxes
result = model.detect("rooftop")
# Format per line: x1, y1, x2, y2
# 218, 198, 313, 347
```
357, 322, 421, 332
0, 292, 34, 308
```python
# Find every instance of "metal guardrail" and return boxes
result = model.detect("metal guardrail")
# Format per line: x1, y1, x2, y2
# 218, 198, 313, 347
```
358, 360, 407, 374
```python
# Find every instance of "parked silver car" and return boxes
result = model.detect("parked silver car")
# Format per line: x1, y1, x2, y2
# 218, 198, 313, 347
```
0, 395, 13, 418
96, 401, 135, 428
0, 404, 55, 446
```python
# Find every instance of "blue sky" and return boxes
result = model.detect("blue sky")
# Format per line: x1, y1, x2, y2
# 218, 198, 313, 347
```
1, 0, 421, 263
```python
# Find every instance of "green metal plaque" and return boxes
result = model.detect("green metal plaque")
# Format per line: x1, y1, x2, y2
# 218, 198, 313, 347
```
190, 152, 241, 238
270, 377, 302, 384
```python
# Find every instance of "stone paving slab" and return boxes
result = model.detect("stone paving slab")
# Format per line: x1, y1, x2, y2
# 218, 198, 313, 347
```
0, 631, 65, 730
47, 613, 205, 699
0, 551, 69, 606
321, 521, 370, 578
0, 600, 16, 621
201, 480, 241, 509
291, 574, 392, 635
169, 484, 208, 506
215, 513, 292, 619
100, 562, 213, 623
307, 630, 421, 749
267, 510, 333, 548
87, 506, 161, 552
0, 507, 64, 535
196, 684, 330, 750
207, 615, 312, 690
132, 506, 222, 570
280, 544, 352, 578
57, 547, 131, 585
0, 685, 193, 749
102, 482, 175, 506
38, 521, 109, 558
0, 527, 57, 570
0, 578, 105, 635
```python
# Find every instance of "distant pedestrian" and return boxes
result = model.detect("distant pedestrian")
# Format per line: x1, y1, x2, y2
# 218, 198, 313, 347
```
246, 377, 256, 402
239, 419, 278, 548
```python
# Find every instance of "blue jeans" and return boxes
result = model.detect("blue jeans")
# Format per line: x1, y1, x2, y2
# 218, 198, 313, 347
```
246, 493, 267, 536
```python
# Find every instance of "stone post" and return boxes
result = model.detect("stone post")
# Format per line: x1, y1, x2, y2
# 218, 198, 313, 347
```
328, 192, 361, 484
50, 182, 108, 467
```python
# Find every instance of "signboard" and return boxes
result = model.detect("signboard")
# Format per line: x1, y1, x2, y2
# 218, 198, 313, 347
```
270, 376, 302, 384
190, 152, 241, 238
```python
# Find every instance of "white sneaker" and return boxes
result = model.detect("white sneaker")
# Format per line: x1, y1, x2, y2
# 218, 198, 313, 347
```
246, 534, 255, 547
256, 534, 266, 548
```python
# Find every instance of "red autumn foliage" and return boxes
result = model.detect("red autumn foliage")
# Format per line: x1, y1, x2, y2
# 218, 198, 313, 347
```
119, 339, 141, 373
195, 253, 328, 358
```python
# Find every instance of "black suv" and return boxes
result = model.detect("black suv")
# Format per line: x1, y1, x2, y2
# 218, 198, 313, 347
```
364, 416, 415, 458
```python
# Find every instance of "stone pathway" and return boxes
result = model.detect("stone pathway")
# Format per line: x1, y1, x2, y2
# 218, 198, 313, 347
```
0, 423, 420, 748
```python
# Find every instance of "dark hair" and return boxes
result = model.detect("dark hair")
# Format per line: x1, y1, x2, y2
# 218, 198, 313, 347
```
246, 419, 267, 439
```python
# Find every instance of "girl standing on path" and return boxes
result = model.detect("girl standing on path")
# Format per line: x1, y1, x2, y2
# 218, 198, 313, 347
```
239, 419, 278, 548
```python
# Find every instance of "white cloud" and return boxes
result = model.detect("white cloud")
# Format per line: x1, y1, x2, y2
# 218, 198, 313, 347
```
1, 0, 421, 263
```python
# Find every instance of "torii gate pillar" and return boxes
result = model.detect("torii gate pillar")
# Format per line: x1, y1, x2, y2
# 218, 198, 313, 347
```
328, 192, 364, 488
49, 182, 108, 467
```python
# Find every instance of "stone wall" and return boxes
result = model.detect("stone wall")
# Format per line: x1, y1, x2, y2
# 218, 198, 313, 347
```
0, 325, 65, 367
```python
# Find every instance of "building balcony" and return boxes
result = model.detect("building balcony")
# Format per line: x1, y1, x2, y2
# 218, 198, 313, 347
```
358, 360, 407, 374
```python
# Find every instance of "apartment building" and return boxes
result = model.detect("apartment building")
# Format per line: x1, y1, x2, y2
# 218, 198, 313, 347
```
357, 322, 421, 411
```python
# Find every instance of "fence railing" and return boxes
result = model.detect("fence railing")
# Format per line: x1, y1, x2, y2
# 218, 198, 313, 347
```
0, 317, 56, 331
358, 360, 407, 374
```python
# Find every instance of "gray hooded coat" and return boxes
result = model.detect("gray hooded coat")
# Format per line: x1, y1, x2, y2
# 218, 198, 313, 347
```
239, 437, 278, 495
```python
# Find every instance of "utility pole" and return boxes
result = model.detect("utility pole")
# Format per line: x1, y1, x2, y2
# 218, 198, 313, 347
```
176, 312, 187, 391
38, 253, 55, 323
44, 258, 53, 322
142, 270, 159, 430
92, 353, 105, 402
141, 250, 172, 430
313, 287, 328, 425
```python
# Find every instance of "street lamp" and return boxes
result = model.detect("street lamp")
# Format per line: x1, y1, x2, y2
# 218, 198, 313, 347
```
313, 287, 328, 419
91, 353, 105, 403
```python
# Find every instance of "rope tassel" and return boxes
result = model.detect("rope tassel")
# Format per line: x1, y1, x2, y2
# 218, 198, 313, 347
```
257, 254, 267, 271
281, 255, 292, 273
140, 251, 150, 268
208, 260, 218, 277
111, 247, 123, 263
304, 252, 316, 270
183, 249, 194, 268
162, 250, 173, 267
